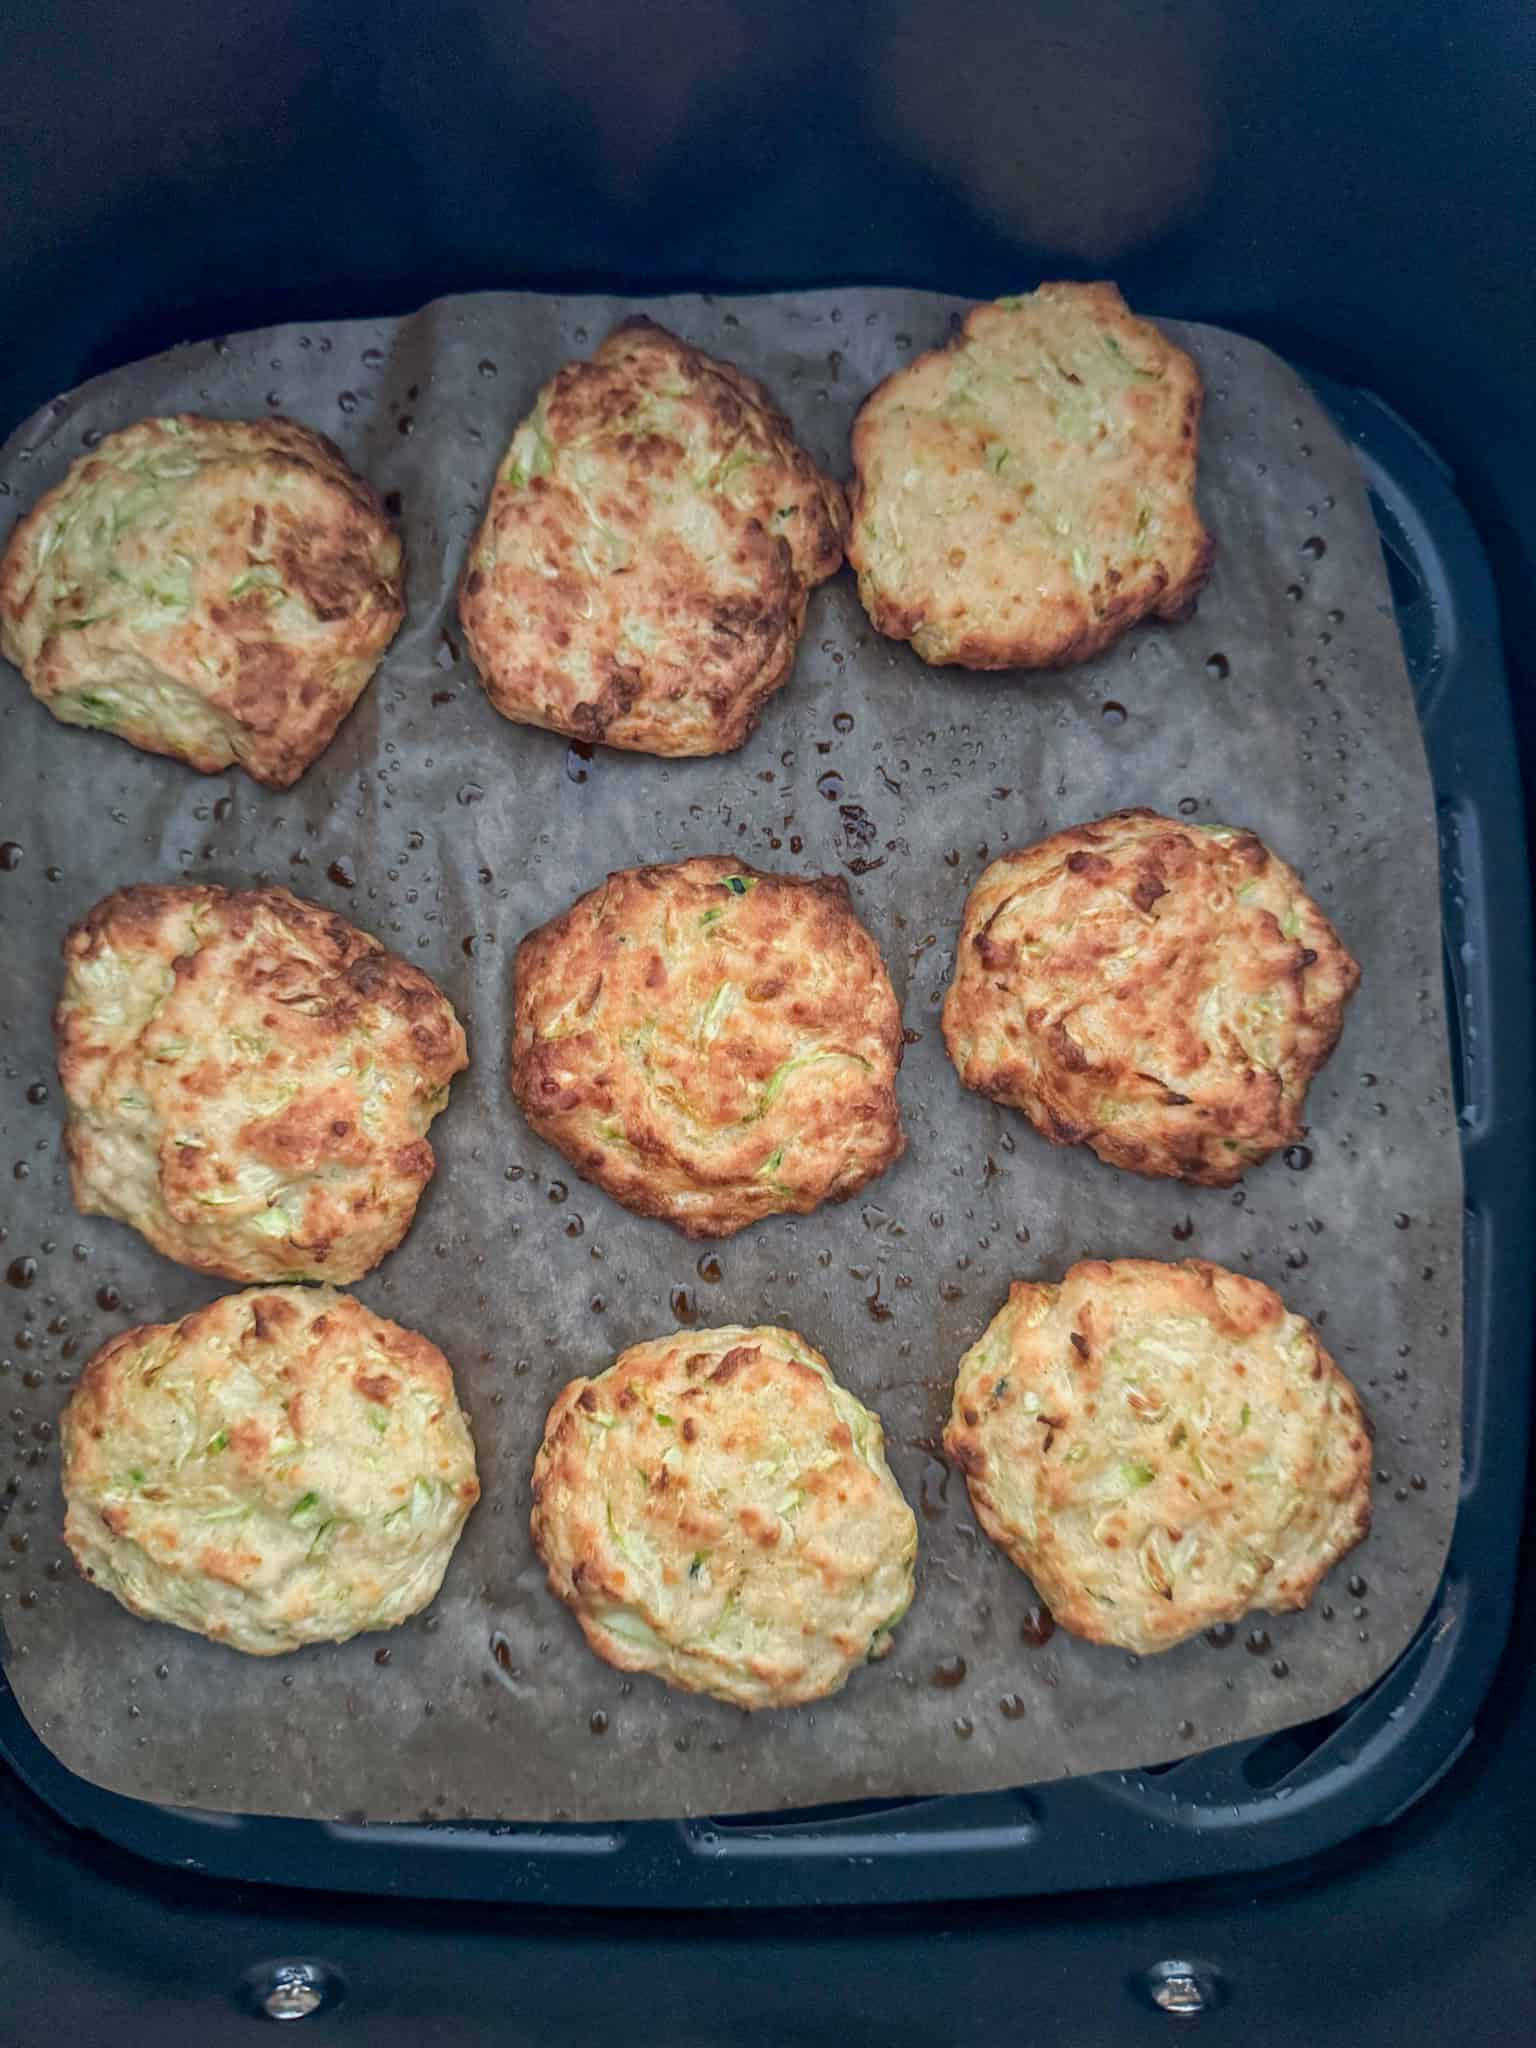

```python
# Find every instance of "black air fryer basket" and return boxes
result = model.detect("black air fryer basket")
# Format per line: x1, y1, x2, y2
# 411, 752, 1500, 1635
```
1, 3, 1532, 2041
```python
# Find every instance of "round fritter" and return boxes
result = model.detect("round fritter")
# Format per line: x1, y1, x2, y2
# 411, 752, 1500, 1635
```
509, 857, 905, 1237
941, 809, 1359, 1185
0, 415, 402, 787
531, 1324, 918, 1708
458, 318, 848, 756
848, 282, 1212, 669
57, 884, 467, 1283
61, 1286, 479, 1655
945, 1260, 1372, 1655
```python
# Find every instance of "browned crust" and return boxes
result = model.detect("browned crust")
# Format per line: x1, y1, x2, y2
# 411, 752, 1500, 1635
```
529, 1325, 915, 1706
56, 883, 466, 1282
458, 320, 847, 757
941, 809, 1360, 1185
0, 414, 403, 787
847, 282, 1213, 670
508, 856, 905, 1237
61, 1285, 479, 1648
66, 1289, 464, 1471
944, 1260, 1374, 1652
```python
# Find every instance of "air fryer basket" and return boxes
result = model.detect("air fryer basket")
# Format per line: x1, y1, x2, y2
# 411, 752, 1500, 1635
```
0, 364, 1524, 1906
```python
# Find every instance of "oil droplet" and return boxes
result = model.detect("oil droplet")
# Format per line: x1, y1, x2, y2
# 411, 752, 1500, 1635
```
491, 1632, 517, 1676
1410, 1472, 1427, 1491
461, 935, 478, 958
1301, 536, 1326, 559
1284, 1248, 1309, 1270
1347, 1573, 1368, 1598
547, 1181, 568, 1203
397, 415, 415, 437
952, 1716, 974, 1739
214, 795, 234, 822
589, 1710, 609, 1736
816, 770, 844, 801
1204, 1622, 1236, 1648
564, 1215, 584, 1239
337, 391, 359, 414
6, 1258, 37, 1290
832, 711, 855, 734
1204, 653, 1230, 680
0, 843, 23, 871
1393, 1212, 1411, 1230
696, 1254, 722, 1283
1171, 1216, 1194, 1242
902, 1027, 923, 1046
589, 1295, 607, 1314
374, 1646, 391, 1666
25, 1082, 48, 1105
1020, 1604, 1056, 1648
96, 1284, 121, 1311
1176, 1719, 1196, 1740
1100, 700, 1128, 726
932, 1655, 967, 1688
998, 1692, 1027, 1721
1270, 1658, 1290, 1679
1284, 583, 1304, 602
1326, 608, 1344, 626
456, 782, 485, 806
1283, 1144, 1312, 1170
327, 858, 356, 889
566, 740, 594, 784
478, 358, 498, 377
669, 1284, 698, 1326
362, 347, 385, 369
1244, 1627, 1272, 1655
1177, 797, 1199, 816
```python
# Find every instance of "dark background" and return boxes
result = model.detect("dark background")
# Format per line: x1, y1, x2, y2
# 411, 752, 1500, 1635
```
2, 2, 1534, 2038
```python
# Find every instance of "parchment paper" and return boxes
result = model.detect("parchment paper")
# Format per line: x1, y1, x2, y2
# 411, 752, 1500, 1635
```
0, 291, 1461, 1823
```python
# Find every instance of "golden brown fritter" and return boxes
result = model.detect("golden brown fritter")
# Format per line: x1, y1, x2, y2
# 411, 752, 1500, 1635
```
509, 857, 906, 1236
0, 415, 403, 786
941, 809, 1359, 1185
458, 318, 848, 756
848, 283, 1212, 669
57, 884, 467, 1282
531, 1324, 918, 1707
945, 1260, 1373, 1655
62, 1286, 479, 1654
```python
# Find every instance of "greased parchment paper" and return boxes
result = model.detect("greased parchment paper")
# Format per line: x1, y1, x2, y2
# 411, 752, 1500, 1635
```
0, 291, 1460, 1822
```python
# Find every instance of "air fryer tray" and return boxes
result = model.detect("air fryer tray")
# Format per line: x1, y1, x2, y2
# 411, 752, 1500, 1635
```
0, 293, 1462, 1834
